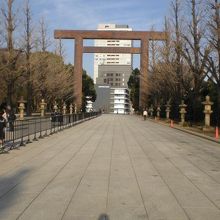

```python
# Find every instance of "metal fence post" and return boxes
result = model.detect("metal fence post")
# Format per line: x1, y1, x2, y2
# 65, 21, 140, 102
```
20, 120, 25, 147
26, 119, 32, 144
39, 117, 43, 139
33, 118, 38, 141
44, 117, 48, 137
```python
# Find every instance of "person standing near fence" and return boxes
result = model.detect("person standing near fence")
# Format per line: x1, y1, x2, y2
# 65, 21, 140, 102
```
0, 110, 7, 151
8, 109, 16, 131
2, 109, 8, 122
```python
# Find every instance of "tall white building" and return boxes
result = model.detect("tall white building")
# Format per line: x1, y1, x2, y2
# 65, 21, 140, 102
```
110, 87, 130, 114
94, 24, 132, 84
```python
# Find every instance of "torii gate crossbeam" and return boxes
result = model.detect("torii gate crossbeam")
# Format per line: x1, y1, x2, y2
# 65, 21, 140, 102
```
54, 30, 166, 111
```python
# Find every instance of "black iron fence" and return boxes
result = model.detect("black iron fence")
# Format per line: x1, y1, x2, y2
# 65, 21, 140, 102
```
3, 112, 100, 151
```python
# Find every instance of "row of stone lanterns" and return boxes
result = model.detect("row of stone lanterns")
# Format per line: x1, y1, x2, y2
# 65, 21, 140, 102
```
17, 97, 78, 120
52, 101, 76, 115
148, 96, 214, 130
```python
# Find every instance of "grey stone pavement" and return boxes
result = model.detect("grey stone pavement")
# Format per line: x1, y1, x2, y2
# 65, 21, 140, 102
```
1, 115, 220, 220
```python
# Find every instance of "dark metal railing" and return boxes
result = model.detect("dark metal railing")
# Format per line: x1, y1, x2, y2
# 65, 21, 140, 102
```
2, 112, 100, 151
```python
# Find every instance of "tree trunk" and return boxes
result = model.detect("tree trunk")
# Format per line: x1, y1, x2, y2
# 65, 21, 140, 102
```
26, 81, 32, 116
216, 86, 220, 126
7, 81, 13, 106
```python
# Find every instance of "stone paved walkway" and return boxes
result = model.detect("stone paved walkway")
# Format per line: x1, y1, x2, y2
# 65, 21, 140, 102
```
0, 115, 220, 220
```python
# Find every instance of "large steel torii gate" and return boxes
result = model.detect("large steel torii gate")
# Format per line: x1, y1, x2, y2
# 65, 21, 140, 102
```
54, 30, 166, 110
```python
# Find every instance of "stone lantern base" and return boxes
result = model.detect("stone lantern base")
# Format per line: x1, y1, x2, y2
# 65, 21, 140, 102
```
202, 126, 215, 132
166, 119, 171, 123
179, 121, 188, 127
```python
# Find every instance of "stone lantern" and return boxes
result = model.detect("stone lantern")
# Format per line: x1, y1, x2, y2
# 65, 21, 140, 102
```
63, 102, 67, 115
165, 102, 171, 121
40, 99, 47, 117
149, 105, 154, 117
53, 101, 58, 112
156, 106, 161, 119
202, 96, 213, 130
18, 96, 26, 120
69, 104, 73, 114
179, 100, 187, 126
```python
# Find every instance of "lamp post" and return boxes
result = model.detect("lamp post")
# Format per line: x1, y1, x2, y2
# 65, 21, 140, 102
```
156, 106, 161, 119
202, 96, 213, 130
18, 96, 26, 120
63, 102, 67, 115
70, 104, 73, 114
53, 101, 58, 112
179, 100, 187, 126
165, 102, 171, 121
40, 99, 47, 117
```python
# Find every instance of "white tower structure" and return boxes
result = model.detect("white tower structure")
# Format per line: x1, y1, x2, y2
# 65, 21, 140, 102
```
93, 24, 132, 84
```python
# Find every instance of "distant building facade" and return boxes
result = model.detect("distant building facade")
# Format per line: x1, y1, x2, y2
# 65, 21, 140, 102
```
93, 24, 132, 114
110, 87, 130, 114
96, 65, 132, 87
93, 85, 130, 114
94, 24, 132, 84
92, 85, 111, 113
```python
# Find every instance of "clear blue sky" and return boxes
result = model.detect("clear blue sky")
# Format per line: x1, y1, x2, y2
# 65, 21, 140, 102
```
16, 0, 172, 78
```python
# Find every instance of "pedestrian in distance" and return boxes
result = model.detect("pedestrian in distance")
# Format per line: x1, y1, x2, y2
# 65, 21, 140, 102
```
50, 111, 57, 128
0, 110, 7, 152
2, 109, 8, 122
8, 109, 16, 132
58, 112, 63, 126
143, 109, 148, 120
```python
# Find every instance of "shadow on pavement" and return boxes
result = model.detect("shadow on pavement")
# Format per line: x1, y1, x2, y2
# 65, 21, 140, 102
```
98, 213, 110, 220
0, 168, 30, 215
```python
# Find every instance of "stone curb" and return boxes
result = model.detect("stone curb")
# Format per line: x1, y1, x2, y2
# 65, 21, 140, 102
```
146, 117, 220, 144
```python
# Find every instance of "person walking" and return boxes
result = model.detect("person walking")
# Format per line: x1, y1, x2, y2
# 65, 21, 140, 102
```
143, 109, 148, 120
0, 110, 7, 151
8, 110, 16, 131
2, 109, 8, 122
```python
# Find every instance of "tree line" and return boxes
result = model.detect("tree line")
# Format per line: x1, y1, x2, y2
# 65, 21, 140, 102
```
0, 0, 96, 115
129, 0, 220, 125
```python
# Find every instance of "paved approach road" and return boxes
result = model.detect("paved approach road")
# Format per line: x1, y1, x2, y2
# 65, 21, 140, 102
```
0, 115, 220, 220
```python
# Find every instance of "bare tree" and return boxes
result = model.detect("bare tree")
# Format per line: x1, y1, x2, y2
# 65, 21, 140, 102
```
181, 0, 210, 121
22, 0, 33, 115
170, 0, 184, 99
2, 0, 15, 52
0, 6, 4, 47
54, 38, 65, 58
1, 0, 23, 106
206, 0, 220, 124
30, 52, 73, 109
34, 17, 51, 52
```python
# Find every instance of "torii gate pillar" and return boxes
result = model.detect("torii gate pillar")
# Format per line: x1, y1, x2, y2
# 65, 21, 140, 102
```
140, 37, 149, 109
74, 37, 83, 109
